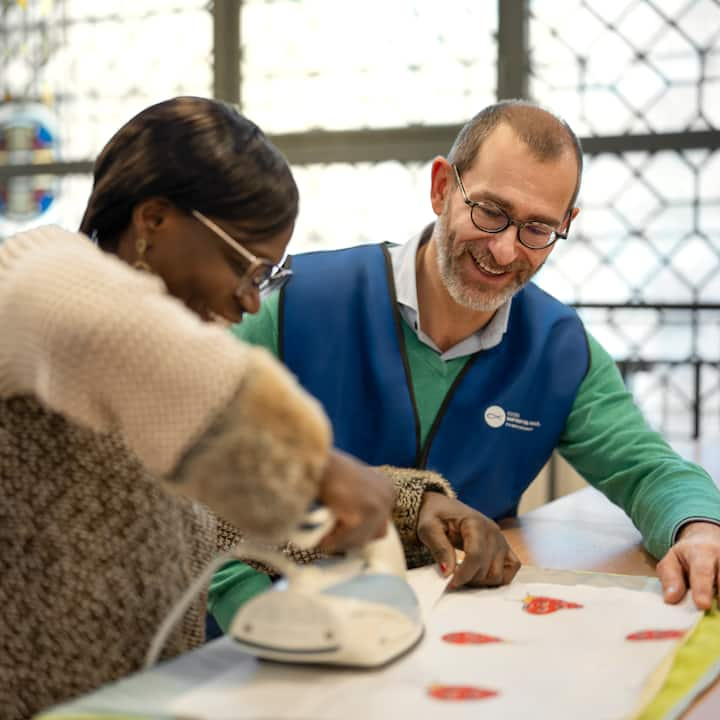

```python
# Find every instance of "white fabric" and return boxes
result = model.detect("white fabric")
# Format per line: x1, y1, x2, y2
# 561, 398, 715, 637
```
169, 571, 701, 720
405, 562, 452, 623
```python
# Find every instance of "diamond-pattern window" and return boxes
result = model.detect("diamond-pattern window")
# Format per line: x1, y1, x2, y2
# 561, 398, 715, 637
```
530, 0, 720, 135
2, 0, 719, 443
671, 235, 719, 284
0, 0, 211, 236
530, 1, 719, 441
241, 0, 498, 133
290, 161, 432, 253
0, 0, 212, 163
536, 149, 720, 310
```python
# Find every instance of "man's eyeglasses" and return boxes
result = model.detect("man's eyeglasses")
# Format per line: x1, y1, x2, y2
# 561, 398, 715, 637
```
192, 209, 292, 296
452, 165, 570, 250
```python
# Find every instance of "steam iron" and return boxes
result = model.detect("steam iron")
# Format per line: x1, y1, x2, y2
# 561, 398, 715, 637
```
229, 509, 424, 668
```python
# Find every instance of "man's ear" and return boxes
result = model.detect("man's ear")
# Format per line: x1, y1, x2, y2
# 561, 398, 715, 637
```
560, 206, 580, 233
430, 157, 453, 217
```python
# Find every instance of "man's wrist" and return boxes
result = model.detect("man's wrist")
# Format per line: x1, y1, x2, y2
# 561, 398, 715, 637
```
675, 518, 720, 542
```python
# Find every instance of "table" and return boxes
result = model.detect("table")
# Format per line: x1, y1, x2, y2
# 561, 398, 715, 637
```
43, 487, 719, 719
502, 486, 720, 719
503, 485, 656, 576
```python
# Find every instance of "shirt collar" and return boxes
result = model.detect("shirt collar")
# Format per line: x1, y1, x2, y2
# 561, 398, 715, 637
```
388, 225, 512, 360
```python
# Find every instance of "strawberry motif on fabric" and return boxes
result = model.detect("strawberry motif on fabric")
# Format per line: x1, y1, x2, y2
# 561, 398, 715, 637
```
626, 629, 687, 641
428, 685, 499, 701
523, 595, 583, 615
441, 631, 503, 645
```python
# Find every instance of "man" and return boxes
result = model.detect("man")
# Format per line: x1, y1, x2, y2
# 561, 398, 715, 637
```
224, 99, 720, 612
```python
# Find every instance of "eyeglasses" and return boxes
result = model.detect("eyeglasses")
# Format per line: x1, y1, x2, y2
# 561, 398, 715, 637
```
452, 165, 570, 250
191, 209, 293, 296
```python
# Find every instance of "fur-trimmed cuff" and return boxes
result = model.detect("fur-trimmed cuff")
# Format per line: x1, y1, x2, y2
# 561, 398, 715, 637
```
170, 346, 332, 542
379, 465, 456, 569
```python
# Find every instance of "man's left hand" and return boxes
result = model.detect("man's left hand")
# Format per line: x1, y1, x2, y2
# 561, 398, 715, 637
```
416, 492, 520, 589
656, 521, 720, 610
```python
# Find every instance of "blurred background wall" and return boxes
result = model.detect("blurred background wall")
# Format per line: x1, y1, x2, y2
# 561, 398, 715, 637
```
2, 0, 719, 510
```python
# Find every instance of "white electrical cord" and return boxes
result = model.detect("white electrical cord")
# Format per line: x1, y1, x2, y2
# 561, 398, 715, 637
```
144, 509, 336, 669
143, 541, 299, 669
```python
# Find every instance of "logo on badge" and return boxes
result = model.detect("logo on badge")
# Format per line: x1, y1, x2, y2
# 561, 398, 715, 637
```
484, 405, 506, 428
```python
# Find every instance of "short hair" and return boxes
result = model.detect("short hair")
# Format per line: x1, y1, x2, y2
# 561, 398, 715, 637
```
448, 99, 583, 210
80, 96, 298, 252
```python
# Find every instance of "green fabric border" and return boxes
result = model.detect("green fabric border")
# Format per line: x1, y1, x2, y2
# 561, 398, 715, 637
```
635, 600, 720, 720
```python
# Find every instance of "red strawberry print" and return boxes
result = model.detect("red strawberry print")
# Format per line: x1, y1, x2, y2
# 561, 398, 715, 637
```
441, 631, 503, 645
523, 595, 583, 615
428, 685, 499, 701
626, 629, 687, 641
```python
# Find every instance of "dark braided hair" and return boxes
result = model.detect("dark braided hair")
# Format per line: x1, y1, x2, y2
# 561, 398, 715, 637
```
80, 96, 298, 252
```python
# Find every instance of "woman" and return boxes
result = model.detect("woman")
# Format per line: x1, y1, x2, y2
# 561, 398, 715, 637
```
0, 96, 405, 719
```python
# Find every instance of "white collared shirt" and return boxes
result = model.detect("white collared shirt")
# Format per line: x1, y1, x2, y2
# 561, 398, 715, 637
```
388, 231, 511, 361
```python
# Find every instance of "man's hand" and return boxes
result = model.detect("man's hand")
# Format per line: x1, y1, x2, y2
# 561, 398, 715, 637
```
316, 449, 395, 552
657, 521, 720, 610
417, 492, 520, 589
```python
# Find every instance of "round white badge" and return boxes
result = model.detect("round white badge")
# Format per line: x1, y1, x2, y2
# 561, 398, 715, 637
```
484, 405, 506, 429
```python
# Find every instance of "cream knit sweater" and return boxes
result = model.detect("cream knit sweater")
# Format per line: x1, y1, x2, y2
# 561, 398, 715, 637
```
0, 227, 453, 719
0, 227, 334, 537
0, 226, 333, 719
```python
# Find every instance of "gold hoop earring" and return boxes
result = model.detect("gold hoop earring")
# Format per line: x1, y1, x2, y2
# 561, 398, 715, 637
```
133, 236, 152, 272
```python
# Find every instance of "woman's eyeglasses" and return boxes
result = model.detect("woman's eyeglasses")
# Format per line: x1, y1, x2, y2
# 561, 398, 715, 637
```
192, 209, 292, 296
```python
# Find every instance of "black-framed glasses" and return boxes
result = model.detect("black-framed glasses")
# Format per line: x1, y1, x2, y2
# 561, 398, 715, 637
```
192, 209, 293, 296
452, 165, 570, 250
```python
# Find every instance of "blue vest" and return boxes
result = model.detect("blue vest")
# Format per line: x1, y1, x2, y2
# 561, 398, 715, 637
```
281, 244, 589, 519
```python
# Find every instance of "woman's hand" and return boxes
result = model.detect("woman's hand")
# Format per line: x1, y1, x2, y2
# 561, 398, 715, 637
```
417, 492, 521, 589
316, 449, 395, 552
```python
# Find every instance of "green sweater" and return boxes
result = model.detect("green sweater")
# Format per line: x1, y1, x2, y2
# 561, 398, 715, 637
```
208, 291, 720, 630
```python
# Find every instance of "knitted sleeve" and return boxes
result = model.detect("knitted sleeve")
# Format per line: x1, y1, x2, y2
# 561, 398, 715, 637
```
0, 226, 331, 540
214, 465, 455, 571
379, 465, 456, 568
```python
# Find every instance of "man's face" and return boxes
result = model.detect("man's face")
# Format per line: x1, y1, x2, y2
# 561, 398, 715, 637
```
432, 124, 578, 313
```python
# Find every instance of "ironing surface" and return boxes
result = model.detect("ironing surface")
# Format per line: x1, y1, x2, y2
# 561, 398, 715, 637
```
168, 567, 704, 720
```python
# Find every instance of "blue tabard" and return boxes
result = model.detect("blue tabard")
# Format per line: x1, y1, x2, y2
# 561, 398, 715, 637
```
280, 244, 589, 520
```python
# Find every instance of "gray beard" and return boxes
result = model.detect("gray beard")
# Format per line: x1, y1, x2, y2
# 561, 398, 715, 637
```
433, 213, 536, 312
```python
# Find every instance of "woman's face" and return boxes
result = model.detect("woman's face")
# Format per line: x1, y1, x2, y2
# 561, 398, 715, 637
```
133, 202, 293, 324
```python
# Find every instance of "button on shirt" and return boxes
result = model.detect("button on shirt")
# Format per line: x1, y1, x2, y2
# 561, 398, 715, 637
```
388, 230, 511, 361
